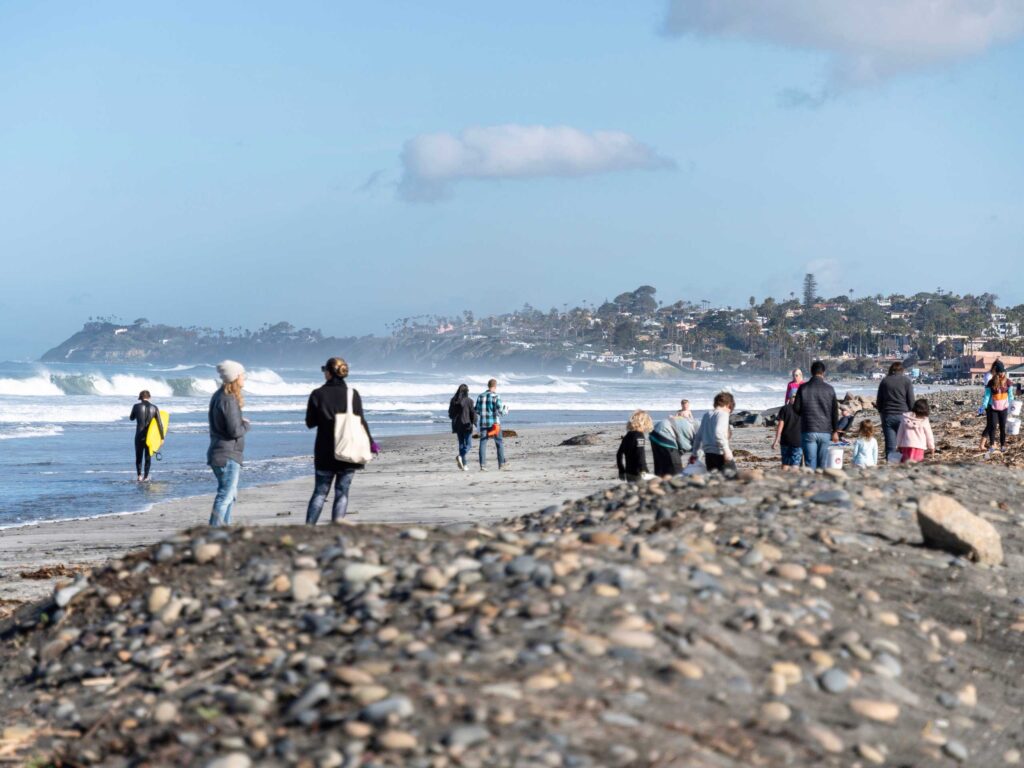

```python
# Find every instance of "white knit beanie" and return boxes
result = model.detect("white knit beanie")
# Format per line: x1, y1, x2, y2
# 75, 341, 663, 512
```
217, 360, 245, 384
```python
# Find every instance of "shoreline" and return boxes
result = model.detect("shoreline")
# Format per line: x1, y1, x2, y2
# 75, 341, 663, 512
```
1, 426, 647, 603
0, 387, 987, 607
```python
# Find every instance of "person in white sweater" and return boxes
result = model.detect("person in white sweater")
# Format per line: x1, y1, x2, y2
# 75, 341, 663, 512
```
691, 391, 735, 472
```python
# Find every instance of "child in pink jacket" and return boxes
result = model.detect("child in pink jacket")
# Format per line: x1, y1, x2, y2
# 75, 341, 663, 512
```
896, 398, 935, 463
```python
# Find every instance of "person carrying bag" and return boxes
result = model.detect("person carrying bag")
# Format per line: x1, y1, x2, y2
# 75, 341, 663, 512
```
305, 357, 379, 524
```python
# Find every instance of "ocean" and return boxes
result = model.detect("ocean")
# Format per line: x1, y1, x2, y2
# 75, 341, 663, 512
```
0, 361, 888, 528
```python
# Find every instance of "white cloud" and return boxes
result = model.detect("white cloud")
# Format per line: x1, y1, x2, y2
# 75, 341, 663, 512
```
398, 124, 673, 202
664, 0, 1024, 100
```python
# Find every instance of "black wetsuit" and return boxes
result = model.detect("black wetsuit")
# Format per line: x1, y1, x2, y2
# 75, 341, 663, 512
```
130, 401, 163, 478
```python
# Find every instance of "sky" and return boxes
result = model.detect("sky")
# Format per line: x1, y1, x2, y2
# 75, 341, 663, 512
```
1, 1, 1022, 359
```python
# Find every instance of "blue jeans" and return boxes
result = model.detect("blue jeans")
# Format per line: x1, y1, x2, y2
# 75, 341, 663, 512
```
780, 445, 803, 467
801, 432, 832, 469
882, 414, 902, 459
457, 429, 473, 463
306, 469, 355, 524
479, 431, 505, 468
210, 459, 241, 527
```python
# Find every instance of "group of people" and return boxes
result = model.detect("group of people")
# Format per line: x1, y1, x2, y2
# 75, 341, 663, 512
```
446, 379, 510, 471
130, 362, 514, 529
614, 359, 949, 481
774, 361, 935, 469
129, 357, 381, 528
128, 353, 1018, 519
615, 394, 734, 480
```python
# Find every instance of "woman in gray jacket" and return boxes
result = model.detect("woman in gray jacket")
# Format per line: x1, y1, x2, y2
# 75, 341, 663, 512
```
208, 360, 248, 526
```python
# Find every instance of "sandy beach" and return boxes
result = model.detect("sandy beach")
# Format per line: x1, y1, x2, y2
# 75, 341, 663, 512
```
0, 423, 782, 605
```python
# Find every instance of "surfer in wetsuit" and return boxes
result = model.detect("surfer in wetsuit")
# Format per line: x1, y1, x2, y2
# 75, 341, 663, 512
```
130, 390, 163, 482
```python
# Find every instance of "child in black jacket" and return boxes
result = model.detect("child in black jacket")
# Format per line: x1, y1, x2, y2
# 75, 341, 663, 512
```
617, 410, 653, 481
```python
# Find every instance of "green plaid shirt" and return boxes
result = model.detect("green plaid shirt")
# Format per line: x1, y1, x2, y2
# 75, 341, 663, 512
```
475, 390, 505, 431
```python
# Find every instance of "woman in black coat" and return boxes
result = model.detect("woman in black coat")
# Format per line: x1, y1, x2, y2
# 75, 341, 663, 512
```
304, 357, 378, 524
448, 383, 476, 471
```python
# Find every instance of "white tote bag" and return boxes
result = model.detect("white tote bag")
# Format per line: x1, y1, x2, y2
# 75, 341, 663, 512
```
334, 388, 373, 464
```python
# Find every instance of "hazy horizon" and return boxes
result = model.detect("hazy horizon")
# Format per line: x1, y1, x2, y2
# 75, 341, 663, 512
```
3, 2, 1022, 359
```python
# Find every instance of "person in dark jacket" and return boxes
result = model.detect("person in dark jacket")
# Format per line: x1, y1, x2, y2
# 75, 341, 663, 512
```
305, 357, 379, 524
129, 389, 163, 482
208, 361, 248, 526
616, 410, 652, 481
448, 384, 477, 471
874, 361, 915, 461
792, 360, 839, 470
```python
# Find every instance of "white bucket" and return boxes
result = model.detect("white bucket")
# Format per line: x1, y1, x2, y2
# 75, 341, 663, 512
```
1009, 417, 1021, 437
827, 445, 844, 469
1012, 401, 1022, 417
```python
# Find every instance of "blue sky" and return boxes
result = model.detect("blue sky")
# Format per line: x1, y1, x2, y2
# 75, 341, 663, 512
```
1, 1, 1022, 358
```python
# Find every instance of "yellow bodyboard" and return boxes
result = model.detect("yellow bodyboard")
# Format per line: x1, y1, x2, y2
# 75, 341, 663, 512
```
146, 411, 169, 456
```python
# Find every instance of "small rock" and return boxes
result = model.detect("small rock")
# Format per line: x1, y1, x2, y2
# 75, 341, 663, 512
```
194, 543, 222, 564
205, 754, 251, 768
417, 566, 448, 591
607, 629, 657, 650
944, 740, 968, 762
147, 586, 171, 615
856, 743, 885, 765
760, 702, 791, 722
291, 570, 321, 602
343, 563, 389, 583
774, 563, 807, 581
443, 724, 491, 749
819, 668, 851, 694
377, 730, 417, 751
849, 699, 900, 723
153, 701, 178, 725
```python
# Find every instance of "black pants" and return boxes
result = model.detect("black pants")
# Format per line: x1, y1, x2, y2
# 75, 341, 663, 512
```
705, 452, 726, 472
651, 442, 682, 476
135, 437, 151, 478
984, 408, 1008, 448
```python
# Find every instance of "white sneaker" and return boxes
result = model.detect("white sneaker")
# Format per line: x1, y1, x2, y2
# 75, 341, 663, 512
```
479, 466, 488, 472
456, 456, 464, 470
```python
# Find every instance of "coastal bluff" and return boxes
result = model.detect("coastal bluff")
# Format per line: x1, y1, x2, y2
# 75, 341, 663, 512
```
2, 459, 1023, 766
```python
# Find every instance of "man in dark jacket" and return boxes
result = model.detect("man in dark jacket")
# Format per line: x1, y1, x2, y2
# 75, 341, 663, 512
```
793, 360, 839, 469
130, 389, 163, 482
305, 357, 378, 524
875, 361, 915, 461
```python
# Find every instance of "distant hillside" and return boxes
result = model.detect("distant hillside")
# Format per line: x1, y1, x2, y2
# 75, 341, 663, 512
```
39, 319, 575, 373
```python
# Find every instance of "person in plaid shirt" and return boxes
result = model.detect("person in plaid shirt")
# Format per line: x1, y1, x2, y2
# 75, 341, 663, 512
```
475, 378, 508, 470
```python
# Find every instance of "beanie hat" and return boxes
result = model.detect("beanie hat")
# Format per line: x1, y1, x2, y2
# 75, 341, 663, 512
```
217, 360, 245, 384
994, 361, 1006, 374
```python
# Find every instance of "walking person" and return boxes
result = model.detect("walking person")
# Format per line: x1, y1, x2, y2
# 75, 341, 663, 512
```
979, 361, 1015, 454
875, 362, 915, 462
649, 399, 697, 476
475, 378, 507, 471
617, 410, 652, 482
129, 389, 164, 482
770, 399, 803, 470
691, 391, 735, 472
785, 369, 804, 404
207, 361, 248, 527
448, 384, 476, 471
792, 360, 839, 470
305, 357, 379, 525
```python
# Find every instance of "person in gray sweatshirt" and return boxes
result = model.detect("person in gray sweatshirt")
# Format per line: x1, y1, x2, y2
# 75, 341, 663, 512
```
207, 360, 249, 526
691, 392, 735, 472
649, 399, 697, 476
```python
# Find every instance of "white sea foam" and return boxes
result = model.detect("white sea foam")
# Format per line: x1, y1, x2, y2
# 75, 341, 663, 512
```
0, 425, 65, 440
0, 374, 64, 397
